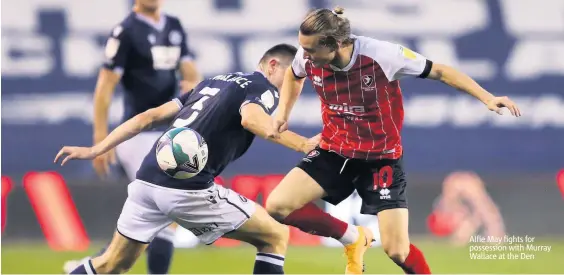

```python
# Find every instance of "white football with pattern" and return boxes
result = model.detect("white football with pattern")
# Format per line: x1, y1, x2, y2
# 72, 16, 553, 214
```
173, 130, 201, 156
156, 143, 177, 171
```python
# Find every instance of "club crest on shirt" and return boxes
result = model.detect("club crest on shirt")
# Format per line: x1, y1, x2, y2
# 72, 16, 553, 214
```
362, 75, 374, 86
361, 74, 376, 91
169, 30, 182, 45
148, 34, 156, 45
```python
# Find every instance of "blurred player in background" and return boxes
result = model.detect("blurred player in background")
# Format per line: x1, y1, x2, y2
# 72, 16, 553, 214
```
428, 171, 506, 246
63, 0, 201, 274
267, 6, 521, 274
56, 44, 319, 275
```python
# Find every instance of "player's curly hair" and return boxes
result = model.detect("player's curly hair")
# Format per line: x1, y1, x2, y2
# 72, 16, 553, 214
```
299, 6, 354, 50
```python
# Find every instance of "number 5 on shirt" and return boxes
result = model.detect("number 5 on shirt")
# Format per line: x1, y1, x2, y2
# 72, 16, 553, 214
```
173, 87, 220, 128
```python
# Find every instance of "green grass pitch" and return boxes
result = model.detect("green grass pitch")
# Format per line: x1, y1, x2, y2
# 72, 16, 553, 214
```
2, 239, 564, 274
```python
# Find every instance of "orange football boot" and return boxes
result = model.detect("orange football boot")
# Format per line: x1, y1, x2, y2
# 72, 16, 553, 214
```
344, 226, 374, 274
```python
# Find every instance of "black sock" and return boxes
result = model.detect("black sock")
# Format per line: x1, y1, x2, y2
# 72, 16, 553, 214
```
70, 259, 97, 274
146, 236, 174, 274
253, 252, 285, 274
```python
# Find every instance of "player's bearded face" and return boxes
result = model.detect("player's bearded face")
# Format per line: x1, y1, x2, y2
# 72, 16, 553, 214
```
299, 33, 336, 67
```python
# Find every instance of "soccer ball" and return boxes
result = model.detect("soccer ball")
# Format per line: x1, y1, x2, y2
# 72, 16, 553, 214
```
155, 127, 208, 179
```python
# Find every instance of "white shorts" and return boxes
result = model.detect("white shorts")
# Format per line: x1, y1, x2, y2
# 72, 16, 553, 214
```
117, 179, 256, 244
116, 131, 162, 180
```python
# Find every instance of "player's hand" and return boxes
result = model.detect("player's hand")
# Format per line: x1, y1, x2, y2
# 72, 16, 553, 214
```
92, 149, 116, 179
301, 133, 321, 154
486, 96, 522, 117
54, 146, 99, 166
272, 115, 289, 134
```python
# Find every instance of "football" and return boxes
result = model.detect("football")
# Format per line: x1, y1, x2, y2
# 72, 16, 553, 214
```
155, 127, 208, 179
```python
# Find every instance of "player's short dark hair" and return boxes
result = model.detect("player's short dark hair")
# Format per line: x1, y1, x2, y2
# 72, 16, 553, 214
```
259, 44, 298, 65
300, 6, 353, 50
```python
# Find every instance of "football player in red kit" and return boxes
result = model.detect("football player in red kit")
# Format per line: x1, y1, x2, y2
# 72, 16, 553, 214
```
266, 6, 521, 275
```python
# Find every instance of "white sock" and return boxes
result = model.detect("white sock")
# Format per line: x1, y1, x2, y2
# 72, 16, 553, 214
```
338, 225, 359, 245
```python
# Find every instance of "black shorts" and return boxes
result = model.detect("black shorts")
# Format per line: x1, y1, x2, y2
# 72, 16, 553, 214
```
297, 148, 408, 215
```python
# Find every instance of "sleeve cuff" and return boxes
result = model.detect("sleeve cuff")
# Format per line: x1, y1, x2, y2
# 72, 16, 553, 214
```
173, 98, 183, 109
418, 60, 433, 79
291, 66, 306, 79
180, 56, 194, 63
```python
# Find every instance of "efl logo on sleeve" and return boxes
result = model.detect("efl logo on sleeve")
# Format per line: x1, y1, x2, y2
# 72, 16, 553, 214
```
400, 46, 417, 60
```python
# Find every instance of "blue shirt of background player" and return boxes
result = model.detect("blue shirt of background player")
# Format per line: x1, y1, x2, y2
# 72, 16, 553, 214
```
102, 12, 195, 129
136, 71, 279, 190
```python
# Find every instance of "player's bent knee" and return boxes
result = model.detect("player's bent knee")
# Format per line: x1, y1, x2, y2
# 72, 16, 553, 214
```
378, 208, 410, 262
266, 168, 324, 221
227, 205, 289, 255
264, 199, 295, 221
385, 247, 410, 264
247, 217, 289, 253
381, 241, 410, 263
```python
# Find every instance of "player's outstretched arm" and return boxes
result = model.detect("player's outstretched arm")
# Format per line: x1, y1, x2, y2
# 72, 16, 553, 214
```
93, 101, 181, 156
241, 103, 312, 153
273, 67, 306, 132
54, 101, 181, 166
427, 63, 522, 117
376, 41, 521, 117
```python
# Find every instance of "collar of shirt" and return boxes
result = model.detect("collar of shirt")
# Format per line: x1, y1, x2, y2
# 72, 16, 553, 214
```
135, 12, 167, 32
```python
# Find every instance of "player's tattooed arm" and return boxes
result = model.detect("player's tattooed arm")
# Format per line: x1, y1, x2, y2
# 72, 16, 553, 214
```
273, 67, 306, 133
241, 103, 311, 153
426, 63, 522, 117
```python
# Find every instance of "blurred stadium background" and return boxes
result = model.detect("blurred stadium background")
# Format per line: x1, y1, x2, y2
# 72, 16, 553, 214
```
2, 0, 564, 273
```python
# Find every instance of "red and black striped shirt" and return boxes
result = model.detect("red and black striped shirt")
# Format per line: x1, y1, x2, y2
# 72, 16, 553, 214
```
292, 35, 432, 160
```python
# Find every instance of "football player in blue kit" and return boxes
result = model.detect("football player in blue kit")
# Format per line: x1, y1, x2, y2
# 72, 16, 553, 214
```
63, 0, 201, 274
56, 44, 319, 274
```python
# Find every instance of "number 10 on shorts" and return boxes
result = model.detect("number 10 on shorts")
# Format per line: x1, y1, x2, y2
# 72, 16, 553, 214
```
373, 165, 393, 199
